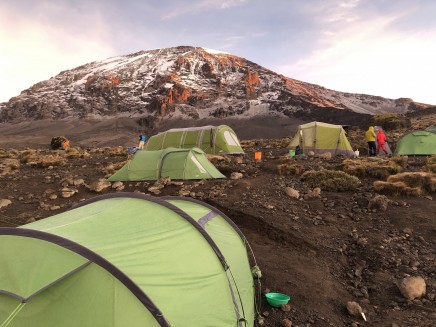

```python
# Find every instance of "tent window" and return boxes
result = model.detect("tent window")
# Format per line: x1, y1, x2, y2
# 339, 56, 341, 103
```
224, 131, 241, 146
191, 155, 207, 173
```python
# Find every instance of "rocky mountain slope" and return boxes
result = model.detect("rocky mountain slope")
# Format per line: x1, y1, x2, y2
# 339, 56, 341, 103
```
0, 46, 430, 125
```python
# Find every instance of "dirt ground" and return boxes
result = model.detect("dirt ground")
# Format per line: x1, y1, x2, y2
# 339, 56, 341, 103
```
0, 133, 435, 326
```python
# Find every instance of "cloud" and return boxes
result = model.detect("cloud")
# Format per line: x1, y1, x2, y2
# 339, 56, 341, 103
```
162, 0, 247, 20
0, 2, 115, 102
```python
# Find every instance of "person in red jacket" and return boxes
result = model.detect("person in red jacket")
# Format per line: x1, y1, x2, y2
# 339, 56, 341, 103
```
377, 128, 388, 155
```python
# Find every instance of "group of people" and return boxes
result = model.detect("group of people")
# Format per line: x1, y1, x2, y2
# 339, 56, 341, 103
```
365, 126, 388, 156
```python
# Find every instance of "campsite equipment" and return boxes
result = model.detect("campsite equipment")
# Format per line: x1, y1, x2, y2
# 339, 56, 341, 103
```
0, 193, 258, 327
289, 122, 354, 156
265, 293, 290, 307
108, 147, 225, 181
50, 136, 69, 150
394, 131, 436, 156
145, 125, 244, 154
254, 152, 262, 160
289, 150, 295, 157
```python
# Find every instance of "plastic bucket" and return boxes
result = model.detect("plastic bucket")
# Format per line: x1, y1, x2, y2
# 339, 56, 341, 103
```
254, 152, 262, 160
289, 150, 295, 157
265, 292, 291, 307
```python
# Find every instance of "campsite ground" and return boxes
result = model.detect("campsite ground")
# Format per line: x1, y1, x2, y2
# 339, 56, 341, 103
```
0, 117, 435, 327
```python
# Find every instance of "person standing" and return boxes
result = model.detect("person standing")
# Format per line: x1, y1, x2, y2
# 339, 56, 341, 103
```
138, 134, 147, 149
364, 126, 377, 156
376, 128, 388, 155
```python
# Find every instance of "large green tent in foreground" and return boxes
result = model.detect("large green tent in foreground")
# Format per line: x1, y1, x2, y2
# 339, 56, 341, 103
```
108, 147, 225, 181
145, 125, 244, 154
289, 121, 354, 156
394, 130, 436, 155
0, 194, 257, 327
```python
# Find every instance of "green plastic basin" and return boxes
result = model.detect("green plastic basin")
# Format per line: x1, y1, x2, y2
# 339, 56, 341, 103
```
265, 292, 290, 307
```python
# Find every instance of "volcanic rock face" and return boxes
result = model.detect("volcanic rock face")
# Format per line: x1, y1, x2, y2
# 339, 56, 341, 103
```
0, 46, 428, 123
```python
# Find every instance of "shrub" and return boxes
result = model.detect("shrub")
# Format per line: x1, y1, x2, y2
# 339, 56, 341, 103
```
343, 157, 402, 180
373, 114, 411, 130
427, 155, 436, 173
277, 163, 304, 176
28, 155, 67, 168
301, 169, 360, 191
373, 172, 436, 195
368, 195, 389, 211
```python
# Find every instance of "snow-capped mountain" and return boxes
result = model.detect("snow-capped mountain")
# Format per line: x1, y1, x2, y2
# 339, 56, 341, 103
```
0, 46, 429, 123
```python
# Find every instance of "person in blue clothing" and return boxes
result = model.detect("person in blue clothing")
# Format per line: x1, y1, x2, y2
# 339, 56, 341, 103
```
138, 134, 148, 149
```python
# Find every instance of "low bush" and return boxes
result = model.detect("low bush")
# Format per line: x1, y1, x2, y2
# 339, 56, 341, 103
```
373, 172, 436, 195
427, 155, 436, 173
343, 157, 403, 180
301, 169, 360, 191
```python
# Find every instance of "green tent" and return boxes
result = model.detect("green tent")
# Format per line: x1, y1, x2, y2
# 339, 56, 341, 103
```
394, 130, 436, 155
145, 125, 244, 154
289, 121, 354, 156
425, 125, 436, 134
108, 147, 225, 181
0, 194, 257, 327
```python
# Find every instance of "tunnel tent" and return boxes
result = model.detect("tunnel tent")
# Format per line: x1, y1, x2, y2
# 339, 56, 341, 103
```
394, 130, 436, 155
108, 147, 225, 181
145, 125, 244, 154
0, 193, 258, 327
289, 121, 354, 156
425, 125, 436, 134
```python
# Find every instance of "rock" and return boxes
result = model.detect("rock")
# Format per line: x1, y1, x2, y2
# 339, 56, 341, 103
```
230, 172, 243, 180
281, 318, 292, 327
262, 311, 269, 317
87, 179, 111, 192
285, 187, 299, 199
398, 276, 426, 300
0, 199, 12, 209
306, 187, 321, 198
319, 152, 332, 159
281, 304, 291, 312
73, 178, 85, 186
346, 301, 363, 317
49, 194, 58, 200
111, 181, 124, 189
307, 151, 315, 157
61, 188, 77, 198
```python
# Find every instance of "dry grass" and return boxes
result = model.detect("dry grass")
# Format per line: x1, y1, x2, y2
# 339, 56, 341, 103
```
0, 158, 20, 176
368, 195, 389, 211
27, 154, 67, 168
0, 149, 19, 159
373, 172, 436, 195
65, 147, 90, 159
103, 161, 127, 176
19, 149, 39, 163
427, 156, 436, 173
301, 169, 360, 192
277, 163, 304, 176
343, 157, 403, 180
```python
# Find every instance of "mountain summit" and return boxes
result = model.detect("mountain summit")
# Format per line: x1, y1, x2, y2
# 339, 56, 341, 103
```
0, 46, 429, 123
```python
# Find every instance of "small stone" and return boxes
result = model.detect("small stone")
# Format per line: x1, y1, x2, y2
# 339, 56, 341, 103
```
0, 199, 12, 209
281, 318, 292, 327
281, 304, 291, 312
230, 172, 243, 180
398, 276, 426, 300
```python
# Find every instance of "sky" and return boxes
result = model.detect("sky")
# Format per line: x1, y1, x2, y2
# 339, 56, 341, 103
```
1, 0, 436, 104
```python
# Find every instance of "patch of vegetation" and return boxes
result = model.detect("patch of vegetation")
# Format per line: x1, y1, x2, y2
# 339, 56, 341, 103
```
28, 155, 67, 168
373, 113, 411, 130
427, 155, 436, 173
277, 162, 304, 176
343, 157, 403, 180
373, 172, 436, 196
301, 169, 360, 192
65, 147, 90, 159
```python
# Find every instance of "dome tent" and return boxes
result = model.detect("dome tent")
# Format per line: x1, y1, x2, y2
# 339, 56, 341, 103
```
289, 121, 354, 156
0, 193, 257, 327
394, 130, 436, 155
108, 147, 225, 181
145, 125, 244, 154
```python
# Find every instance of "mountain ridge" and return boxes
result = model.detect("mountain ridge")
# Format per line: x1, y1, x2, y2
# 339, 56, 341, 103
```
0, 46, 431, 125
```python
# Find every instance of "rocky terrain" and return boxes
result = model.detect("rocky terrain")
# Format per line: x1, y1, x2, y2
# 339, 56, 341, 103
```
0, 46, 432, 126
1, 113, 435, 327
